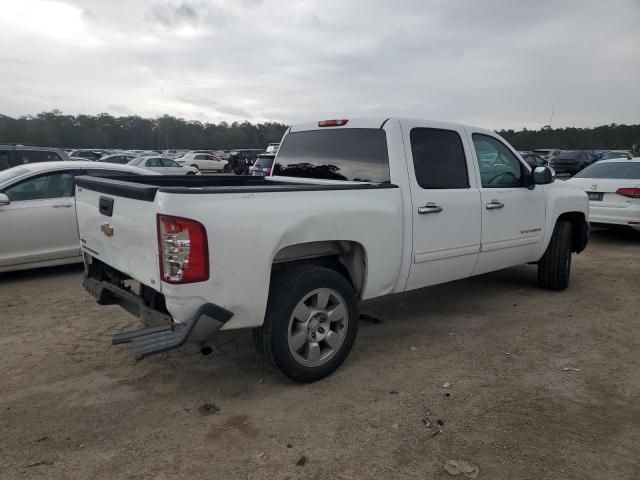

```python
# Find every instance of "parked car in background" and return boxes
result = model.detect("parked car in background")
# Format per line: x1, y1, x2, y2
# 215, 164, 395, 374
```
128, 156, 199, 175
0, 145, 71, 171
249, 153, 276, 176
76, 117, 589, 382
0, 161, 156, 273
96, 154, 137, 165
176, 153, 226, 172
225, 149, 264, 174
519, 151, 548, 168
549, 150, 598, 175
533, 149, 562, 161
600, 151, 630, 160
68, 149, 104, 161
567, 159, 640, 232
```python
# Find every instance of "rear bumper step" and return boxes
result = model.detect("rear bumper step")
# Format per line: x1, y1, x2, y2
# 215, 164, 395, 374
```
111, 324, 190, 360
83, 276, 233, 359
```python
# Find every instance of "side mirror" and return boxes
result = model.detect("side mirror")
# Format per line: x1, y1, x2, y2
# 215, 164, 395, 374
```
533, 166, 553, 185
0, 193, 10, 206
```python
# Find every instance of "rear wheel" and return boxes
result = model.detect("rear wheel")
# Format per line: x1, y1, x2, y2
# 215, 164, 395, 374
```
254, 265, 359, 382
538, 220, 573, 290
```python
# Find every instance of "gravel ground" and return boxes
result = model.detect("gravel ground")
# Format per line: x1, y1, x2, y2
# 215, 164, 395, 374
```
1, 228, 639, 479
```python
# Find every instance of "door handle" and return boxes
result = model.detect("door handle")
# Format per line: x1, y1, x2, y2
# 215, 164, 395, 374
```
418, 203, 443, 214
52, 204, 73, 208
486, 200, 504, 210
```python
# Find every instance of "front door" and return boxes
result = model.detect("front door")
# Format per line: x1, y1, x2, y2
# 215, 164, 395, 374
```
0, 171, 78, 268
469, 132, 547, 274
404, 124, 482, 291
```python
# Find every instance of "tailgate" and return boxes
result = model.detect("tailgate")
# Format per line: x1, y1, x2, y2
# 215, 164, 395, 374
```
76, 185, 161, 289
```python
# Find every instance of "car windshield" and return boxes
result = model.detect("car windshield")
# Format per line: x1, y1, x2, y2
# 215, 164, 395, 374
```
127, 157, 143, 166
274, 128, 390, 182
0, 167, 30, 184
254, 156, 275, 167
574, 162, 640, 179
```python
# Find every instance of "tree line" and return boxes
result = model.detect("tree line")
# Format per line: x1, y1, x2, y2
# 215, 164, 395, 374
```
0, 111, 639, 151
0, 111, 288, 150
498, 124, 640, 151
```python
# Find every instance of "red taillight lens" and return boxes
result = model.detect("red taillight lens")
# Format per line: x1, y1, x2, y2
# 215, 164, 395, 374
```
157, 214, 209, 284
318, 119, 348, 127
616, 187, 640, 198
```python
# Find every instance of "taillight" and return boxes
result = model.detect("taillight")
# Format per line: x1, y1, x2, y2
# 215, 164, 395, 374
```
157, 214, 209, 284
318, 119, 348, 127
264, 167, 272, 175
616, 187, 640, 198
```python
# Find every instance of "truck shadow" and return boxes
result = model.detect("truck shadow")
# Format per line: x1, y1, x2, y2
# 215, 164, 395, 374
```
0, 263, 84, 285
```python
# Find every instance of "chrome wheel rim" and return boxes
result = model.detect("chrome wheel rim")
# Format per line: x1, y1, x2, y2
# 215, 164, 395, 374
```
287, 288, 349, 367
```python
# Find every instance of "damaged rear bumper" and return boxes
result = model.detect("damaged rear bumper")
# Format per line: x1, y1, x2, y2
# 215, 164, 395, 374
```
83, 276, 233, 359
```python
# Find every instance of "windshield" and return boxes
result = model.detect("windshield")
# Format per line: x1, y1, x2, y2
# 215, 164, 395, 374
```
574, 162, 640, 179
127, 157, 143, 166
274, 128, 390, 182
0, 167, 30, 185
254, 156, 275, 168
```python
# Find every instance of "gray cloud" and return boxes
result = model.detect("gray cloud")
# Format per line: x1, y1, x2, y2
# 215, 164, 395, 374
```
0, 0, 638, 128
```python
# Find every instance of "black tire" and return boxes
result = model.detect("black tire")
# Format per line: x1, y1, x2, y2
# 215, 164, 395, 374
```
186, 171, 195, 175
254, 265, 359, 383
538, 220, 573, 290
190, 164, 199, 171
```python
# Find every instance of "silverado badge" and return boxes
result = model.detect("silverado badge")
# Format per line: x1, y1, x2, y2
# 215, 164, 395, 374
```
100, 222, 114, 237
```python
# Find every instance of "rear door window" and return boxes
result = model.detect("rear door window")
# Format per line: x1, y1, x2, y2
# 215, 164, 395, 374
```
410, 128, 469, 189
274, 128, 390, 182
146, 158, 162, 168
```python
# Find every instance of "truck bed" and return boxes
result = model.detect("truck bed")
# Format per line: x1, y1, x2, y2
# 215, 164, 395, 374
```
75, 174, 396, 201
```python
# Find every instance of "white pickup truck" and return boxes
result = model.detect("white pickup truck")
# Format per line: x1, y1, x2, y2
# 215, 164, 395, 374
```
76, 118, 589, 382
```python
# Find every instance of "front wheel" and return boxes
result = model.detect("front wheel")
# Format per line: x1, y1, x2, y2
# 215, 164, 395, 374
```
254, 265, 359, 382
538, 220, 573, 290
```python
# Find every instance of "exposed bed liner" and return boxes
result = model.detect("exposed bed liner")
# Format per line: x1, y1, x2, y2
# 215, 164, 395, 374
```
75, 174, 398, 201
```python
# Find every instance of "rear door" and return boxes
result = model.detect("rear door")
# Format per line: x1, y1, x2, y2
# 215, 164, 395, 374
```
145, 157, 165, 173
403, 124, 482, 290
469, 131, 546, 274
0, 170, 78, 267
161, 158, 184, 174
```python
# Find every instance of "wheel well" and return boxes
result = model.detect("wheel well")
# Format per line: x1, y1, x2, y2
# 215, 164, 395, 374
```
271, 241, 367, 297
557, 211, 589, 253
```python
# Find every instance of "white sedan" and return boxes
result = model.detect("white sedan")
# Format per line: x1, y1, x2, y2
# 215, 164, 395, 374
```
0, 161, 157, 273
176, 153, 227, 172
567, 158, 640, 231
128, 156, 199, 175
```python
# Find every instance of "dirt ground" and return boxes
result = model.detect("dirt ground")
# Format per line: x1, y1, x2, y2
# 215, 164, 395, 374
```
1, 228, 639, 480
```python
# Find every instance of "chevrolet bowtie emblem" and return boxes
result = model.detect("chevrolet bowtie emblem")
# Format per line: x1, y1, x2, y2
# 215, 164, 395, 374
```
100, 222, 114, 237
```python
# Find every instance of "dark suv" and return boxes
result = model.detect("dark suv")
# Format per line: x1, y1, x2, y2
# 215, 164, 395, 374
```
549, 150, 598, 175
0, 145, 71, 171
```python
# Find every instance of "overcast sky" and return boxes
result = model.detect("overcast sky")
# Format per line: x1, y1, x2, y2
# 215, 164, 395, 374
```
0, 0, 638, 129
